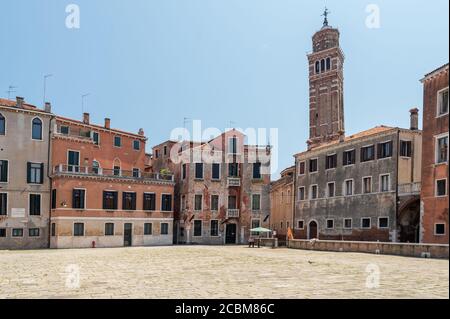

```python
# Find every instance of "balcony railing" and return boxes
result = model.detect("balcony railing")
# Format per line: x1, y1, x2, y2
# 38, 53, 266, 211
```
227, 177, 241, 187
398, 182, 421, 196
55, 126, 93, 141
226, 209, 240, 218
53, 164, 174, 182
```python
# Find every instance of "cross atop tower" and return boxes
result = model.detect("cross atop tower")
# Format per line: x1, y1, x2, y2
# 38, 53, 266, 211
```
322, 7, 330, 27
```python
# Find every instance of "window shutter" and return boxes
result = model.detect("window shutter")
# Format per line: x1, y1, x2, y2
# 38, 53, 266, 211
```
376, 144, 381, 159
72, 190, 76, 209
27, 162, 31, 183
102, 192, 107, 209
113, 192, 118, 209
360, 148, 364, 162
40, 163, 44, 184
389, 141, 393, 157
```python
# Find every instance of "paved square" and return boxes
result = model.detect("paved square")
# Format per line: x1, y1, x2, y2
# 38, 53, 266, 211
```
0, 246, 448, 299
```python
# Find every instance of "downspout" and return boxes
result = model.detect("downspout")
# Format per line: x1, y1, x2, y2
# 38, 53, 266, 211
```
292, 160, 297, 244
395, 129, 400, 243
47, 115, 55, 249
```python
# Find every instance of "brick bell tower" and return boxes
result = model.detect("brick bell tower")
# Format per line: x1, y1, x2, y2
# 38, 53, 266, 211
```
307, 8, 345, 149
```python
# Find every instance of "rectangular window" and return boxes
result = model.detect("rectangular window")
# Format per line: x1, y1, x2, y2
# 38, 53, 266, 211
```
105, 223, 114, 236
438, 88, 449, 116
228, 137, 238, 154
377, 141, 393, 159
211, 195, 219, 211
363, 177, 372, 194
344, 218, 352, 229
51, 223, 56, 237
114, 136, 122, 147
193, 220, 202, 237
228, 163, 239, 177
361, 218, 371, 229
72, 189, 85, 209
144, 223, 153, 235
0, 114, 5, 135
326, 219, 334, 229
378, 217, 389, 229
251, 219, 261, 235
29, 228, 40, 237
143, 193, 156, 211
182, 164, 187, 179
113, 166, 120, 176
12, 228, 23, 237
252, 194, 261, 211
298, 161, 305, 175
400, 141, 412, 157
344, 180, 353, 196
327, 182, 335, 197
133, 140, 140, 150
436, 179, 447, 197
132, 168, 140, 178
298, 220, 304, 229
195, 163, 204, 179
154, 149, 159, 158
380, 174, 390, 192
73, 223, 84, 236
435, 223, 446, 235
298, 187, 305, 201
0, 193, 7, 215
310, 185, 318, 199
212, 163, 220, 180
0, 160, 8, 182
343, 150, 356, 166
27, 162, 44, 184
161, 223, 169, 235
122, 192, 136, 210
309, 159, 318, 173
163, 146, 167, 156
103, 191, 118, 210
361, 145, 375, 162
325, 154, 337, 170
29, 194, 41, 216
194, 195, 203, 211
92, 131, 99, 145
436, 135, 448, 163
253, 162, 262, 179
60, 126, 69, 135
0, 228, 6, 237
210, 220, 219, 236
228, 195, 237, 209
161, 194, 172, 211
67, 150, 80, 173
51, 189, 56, 209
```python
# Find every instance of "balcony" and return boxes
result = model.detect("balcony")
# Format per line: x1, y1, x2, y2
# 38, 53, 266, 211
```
398, 182, 421, 196
53, 164, 174, 182
54, 126, 94, 142
227, 177, 241, 187
226, 209, 240, 218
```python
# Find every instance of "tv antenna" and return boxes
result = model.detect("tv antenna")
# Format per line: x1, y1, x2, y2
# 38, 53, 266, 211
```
43, 74, 53, 105
81, 93, 90, 113
6, 85, 17, 99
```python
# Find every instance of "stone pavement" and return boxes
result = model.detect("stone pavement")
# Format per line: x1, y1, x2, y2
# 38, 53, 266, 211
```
0, 246, 448, 299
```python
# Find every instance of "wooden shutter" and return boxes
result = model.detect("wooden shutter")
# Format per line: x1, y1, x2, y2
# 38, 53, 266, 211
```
27, 162, 31, 183
40, 163, 44, 184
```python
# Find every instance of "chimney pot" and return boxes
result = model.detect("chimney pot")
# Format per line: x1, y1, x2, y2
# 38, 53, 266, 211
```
409, 108, 419, 130
104, 118, 111, 129
44, 102, 52, 113
16, 96, 24, 108
83, 113, 90, 124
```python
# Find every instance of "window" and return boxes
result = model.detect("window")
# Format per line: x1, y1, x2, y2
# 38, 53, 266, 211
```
12, 228, 23, 237
143, 193, 156, 211
0, 193, 7, 215
309, 158, 318, 173
325, 154, 337, 170
326, 57, 331, 70
103, 191, 118, 210
435, 223, 446, 235
437, 88, 449, 116
251, 219, 261, 235
298, 187, 305, 201
228, 195, 237, 209
60, 126, 69, 135
29, 194, 41, 216
436, 135, 448, 163
32, 118, 42, 140
363, 177, 372, 194
210, 220, 219, 236
436, 179, 447, 197
195, 163, 204, 179
378, 217, 389, 229
92, 131, 99, 145
161, 194, 172, 211
298, 161, 305, 175
74, 223, 84, 236
327, 182, 335, 197
211, 195, 219, 211
194, 195, 203, 211
320, 59, 325, 72
298, 220, 304, 229
72, 189, 85, 209
361, 218, 371, 229
380, 174, 390, 192
212, 163, 220, 180
51, 223, 56, 237
344, 180, 353, 196
0, 113, 5, 135
315, 61, 320, 74
113, 165, 121, 176
326, 219, 334, 229
114, 136, 122, 147
161, 223, 169, 235
344, 218, 352, 229
228, 163, 239, 177
0, 228, 6, 237
343, 150, 356, 166
228, 137, 238, 154
27, 162, 44, 184
252, 194, 261, 211
132, 168, 140, 178
253, 162, 262, 179
51, 189, 57, 209
0, 160, 8, 182
310, 185, 318, 199
122, 192, 136, 210
182, 164, 187, 179
163, 146, 167, 156
154, 149, 159, 158
193, 220, 202, 237
400, 141, 412, 157
67, 150, 80, 172
361, 145, 375, 162
133, 140, 140, 150
105, 223, 114, 236
28, 228, 39, 237
377, 141, 393, 159
144, 223, 153, 235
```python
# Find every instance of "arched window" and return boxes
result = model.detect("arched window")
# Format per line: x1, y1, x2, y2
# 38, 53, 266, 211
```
315, 61, 320, 74
0, 113, 5, 135
320, 59, 325, 73
32, 118, 42, 140
92, 160, 100, 174
326, 57, 331, 70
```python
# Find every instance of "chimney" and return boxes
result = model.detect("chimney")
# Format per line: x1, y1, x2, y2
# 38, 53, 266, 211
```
16, 96, 24, 109
104, 118, 111, 129
338, 130, 345, 143
83, 113, 90, 124
44, 102, 52, 113
138, 128, 145, 136
409, 108, 419, 130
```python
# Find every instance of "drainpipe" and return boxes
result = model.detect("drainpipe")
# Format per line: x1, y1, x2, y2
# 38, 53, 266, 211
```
394, 129, 400, 243
292, 161, 297, 244
47, 115, 55, 249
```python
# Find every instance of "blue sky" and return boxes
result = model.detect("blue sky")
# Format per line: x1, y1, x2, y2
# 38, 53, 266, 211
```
1, 0, 448, 177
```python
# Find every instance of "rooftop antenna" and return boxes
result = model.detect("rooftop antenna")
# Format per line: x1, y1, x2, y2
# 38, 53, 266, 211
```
6, 85, 17, 100
229, 120, 236, 129
43, 74, 53, 106
81, 93, 90, 113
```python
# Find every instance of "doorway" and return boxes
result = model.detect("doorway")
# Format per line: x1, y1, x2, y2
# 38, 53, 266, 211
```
308, 221, 318, 239
225, 224, 237, 244
124, 223, 132, 247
